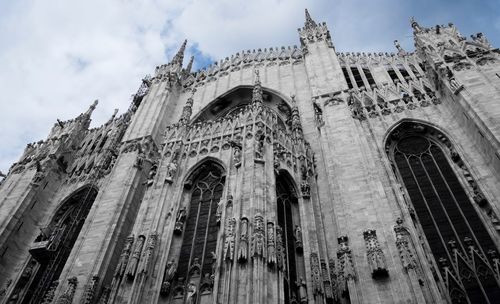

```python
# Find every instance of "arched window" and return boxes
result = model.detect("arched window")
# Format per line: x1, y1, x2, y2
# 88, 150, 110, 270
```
176, 162, 225, 293
8, 186, 98, 304
276, 172, 304, 303
387, 122, 500, 303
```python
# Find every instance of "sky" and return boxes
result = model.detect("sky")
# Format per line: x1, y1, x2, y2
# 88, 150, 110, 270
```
0, 0, 499, 173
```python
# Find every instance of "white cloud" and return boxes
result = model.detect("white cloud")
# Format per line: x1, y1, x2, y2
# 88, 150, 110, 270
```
0, 0, 494, 172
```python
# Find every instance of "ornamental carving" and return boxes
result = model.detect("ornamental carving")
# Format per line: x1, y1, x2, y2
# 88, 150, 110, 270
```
296, 277, 308, 304
276, 226, 285, 270
294, 225, 304, 253
363, 229, 389, 279
182, 46, 304, 91
310, 253, 323, 296
229, 139, 242, 167
160, 260, 177, 296
337, 236, 356, 296
139, 232, 159, 275
328, 258, 339, 301
251, 214, 265, 259
223, 218, 236, 262
126, 235, 145, 279
41, 280, 59, 304
394, 218, 417, 271
300, 180, 311, 199
56, 277, 78, 304
238, 218, 249, 263
174, 207, 187, 235
82, 275, 99, 304
267, 222, 276, 266
165, 162, 177, 183
113, 235, 134, 281
321, 260, 334, 300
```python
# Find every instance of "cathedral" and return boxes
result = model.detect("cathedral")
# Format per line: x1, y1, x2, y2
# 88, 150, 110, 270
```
1, 8, 500, 304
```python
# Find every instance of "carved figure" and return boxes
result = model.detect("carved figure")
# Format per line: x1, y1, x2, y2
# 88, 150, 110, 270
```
186, 282, 197, 304
160, 260, 177, 295
174, 207, 187, 235
363, 229, 389, 278
165, 162, 177, 182
238, 218, 249, 263
296, 277, 308, 303
300, 180, 310, 199
294, 225, 304, 253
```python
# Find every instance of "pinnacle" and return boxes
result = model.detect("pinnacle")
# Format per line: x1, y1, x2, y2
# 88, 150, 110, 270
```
252, 70, 263, 105
304, 8, 317, 29
185, 56, 194, 73
172, 39, 187, 65
85, 99, 98, 116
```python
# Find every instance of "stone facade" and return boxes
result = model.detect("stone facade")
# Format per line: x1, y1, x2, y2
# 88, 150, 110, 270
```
1, 9, 500, 304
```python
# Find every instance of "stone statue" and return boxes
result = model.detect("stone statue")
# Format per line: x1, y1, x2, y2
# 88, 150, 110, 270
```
210, 251, 217, 280
294, 225, 304, 253
296, 277, 308, 303
186, 282, 197, 304
189, 258, 201, 277
254, 134, 265, 160
165, 162, 177, 182
160, 260, 176, 295
174, 207, 187, 235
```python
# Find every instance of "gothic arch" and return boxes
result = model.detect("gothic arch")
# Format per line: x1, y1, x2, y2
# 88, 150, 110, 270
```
166, 159, 226, 301
275, 170, 305, 303
182, 157, 227, 188
384, 120, 500, 303
190, 85, 294, 124
275, 168, 299, 197
7, 186, 99, 304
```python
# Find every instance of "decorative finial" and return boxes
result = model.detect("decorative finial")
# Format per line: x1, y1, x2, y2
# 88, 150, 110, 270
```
410, 17, 421, 33
252, 70, 263, 106
394, 40, 406, 56
304, 9, 317, 29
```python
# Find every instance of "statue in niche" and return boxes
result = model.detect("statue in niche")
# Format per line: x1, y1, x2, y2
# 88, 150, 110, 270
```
165, 162, 177, 183
300, 180, 310, 199
210, 251, 217, 282
189, 258, 201, 277
215, 200, 223, 226
185, 282, 197, 304
174, 207, 187, 235
229, 139, 242, 167
254, 134, 265, 161
445, 67, 463, 93
160, 260, 177, 295
296, 277, 308, 303
294, 225, 304, 253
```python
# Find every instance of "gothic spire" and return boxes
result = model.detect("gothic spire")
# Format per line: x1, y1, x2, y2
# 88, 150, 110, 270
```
185, 56, 194, 74
172, 39, 187, 66
304, 9, 317, 29
85, 99, 98, 116
251, 70, 263, 108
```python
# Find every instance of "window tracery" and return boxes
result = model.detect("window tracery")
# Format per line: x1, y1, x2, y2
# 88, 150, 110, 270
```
173, 162, 225, 300
276, 173, 305, 303
387, 122, 500, 303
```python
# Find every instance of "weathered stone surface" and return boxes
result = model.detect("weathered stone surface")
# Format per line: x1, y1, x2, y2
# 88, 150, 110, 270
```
1, 9, 500, 304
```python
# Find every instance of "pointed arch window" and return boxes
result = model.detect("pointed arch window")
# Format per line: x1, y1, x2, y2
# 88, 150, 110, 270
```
176, 162, 225, 290
276, 172, 305, 303
387, 122, 500, 303
7, 186, 98, 304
